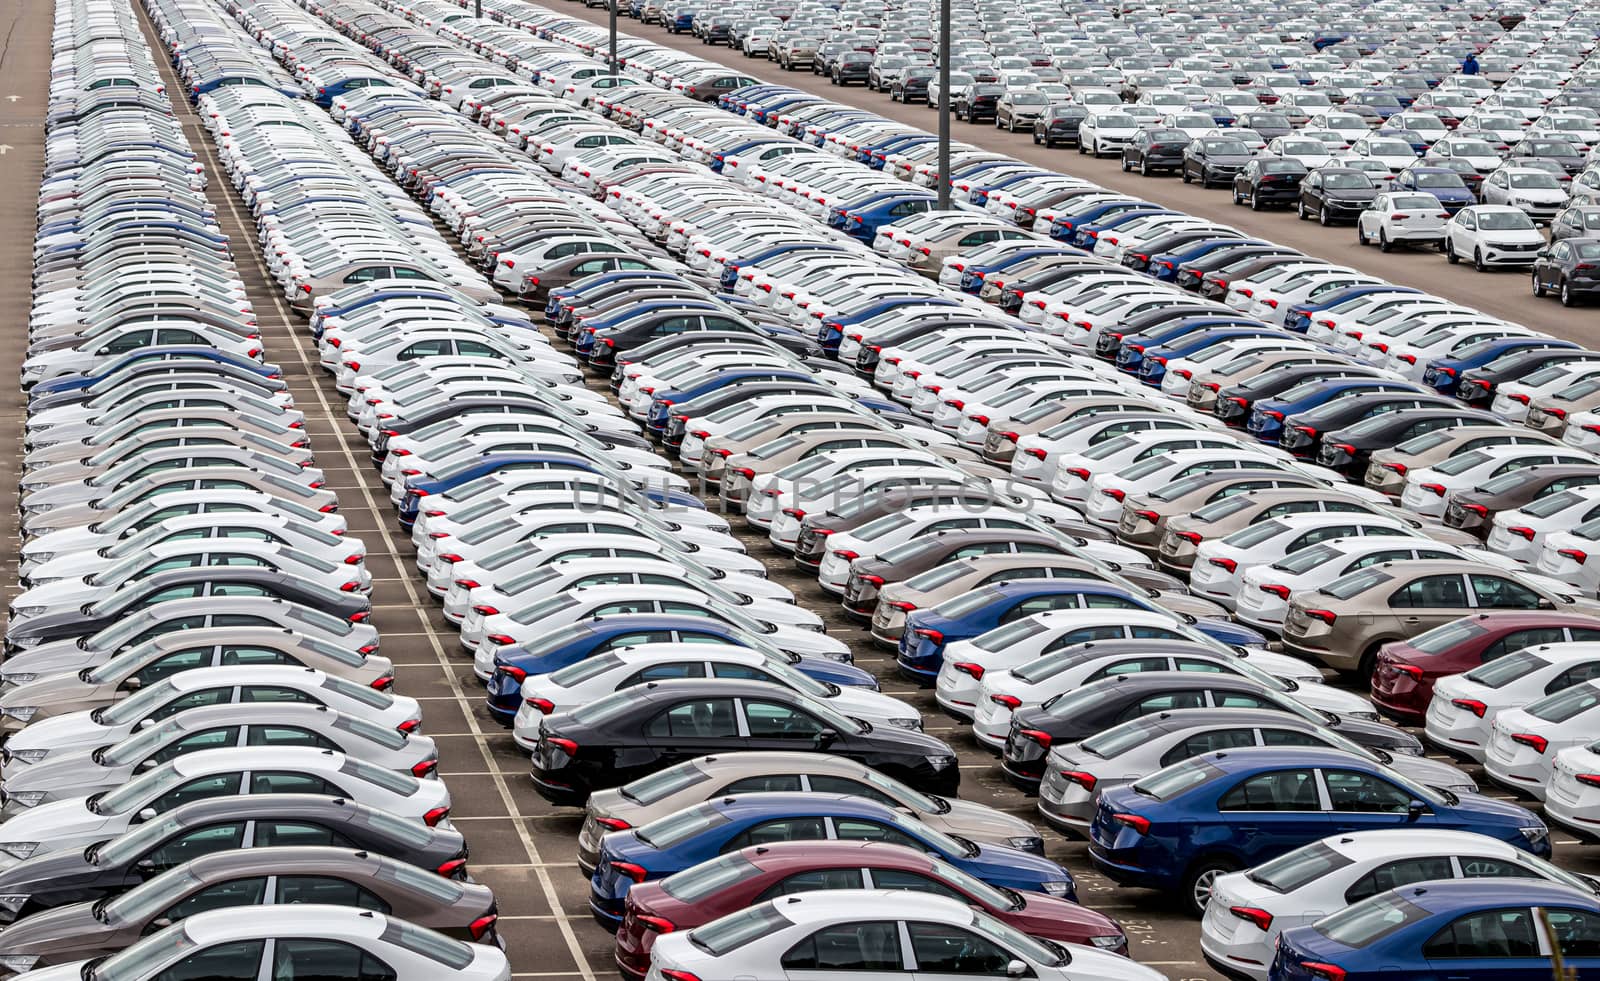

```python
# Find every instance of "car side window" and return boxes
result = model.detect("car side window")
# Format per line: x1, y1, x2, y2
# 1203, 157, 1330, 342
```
645, 699, 739, 739
272, 939, 396, 981
1482, 627, 1567, 662
145, 823, 248, 870
240, 685, 316, 704
1469, 575, 1543, 610
148, 727, 239, 765
1422, 908, 1540, 958
136, 648, 211, 685
744, 701, 827, 739
1323, 770, 1414, 813
1344, 856, 1454, 904
1459, 856, 1538, 880
275, 876, 390, 912
155, 773, 245, 814
151, 939, 267, 981
1084, 656, 1169, 681
1546, 661, 1600, 694
782, 922, 902, 972
726, 817, 828, 851
163, 877, 269, 921
908, 920, 1013, 973
255, 822, 354, 848
619, 662, 707, 687
757, 868, 864, 902
833, 819, 922, 848
1218, 769, 1320, 811
149, 687, 233, 721
1160, 728, 1256, 767
1118, 691, 1206, 721
250, 772, 339, 796
1544, 908, 1600, 957
1389, 574, 1467, 609
719, 775, 804, 794
245, 726, 338, 750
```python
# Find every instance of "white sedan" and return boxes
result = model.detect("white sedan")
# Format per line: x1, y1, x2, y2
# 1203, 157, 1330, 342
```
1010, 411, 1208, 485
1188, 513, 1412, 610
1400, 445, 1597, 519
1357, 191, 1451, 250
1484, 680, 1600, 800
1047, 430, 1253, 508
648, 891, 1164, 981
1543, 738, 1600, 838
1445, 205, 1547, 269
1486, 487, 1600, 566
510, 644, 921, 750
1426, 643, 1600, 761
1204, 830, 1588, 981
1535, 516, 1600, 595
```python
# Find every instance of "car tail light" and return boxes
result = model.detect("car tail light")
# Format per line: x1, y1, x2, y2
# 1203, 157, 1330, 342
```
913, 628, 945, 645
1259, 584, 1291, 599
437, 858, 468, 879
1112, 812, 1150, 834
1394, 663, 1423, 679
1457, 503, 1488, 517
348, 611, 369, 623
886, 601, 917, 612
595, 817, 632, 831
1506, 526, 1535, 541
547, 736, 579, 756
952, 662, 984, 680
1230, 906, 1273, 932
1023, 448, 1048, 460
1559, 549, 1589, 565
526, 697, 556, 714
1103, 488, 1126, 502
1058, 769, 1096, 790
1209, 557, 1238, 573
1303, 609, 1337, 625
487, 634, 516, 646
1018, 729, 1052, 748
1511, 732, 1549, 754
611, 861, 649, 883
638, 914, 676, 933
1507, 393, 1530, 404
1575, 774, 1600, 788
468, 914, 498, 941
371, 675, 395, 692
1419, 483, 1447, 496
1450, 697, 1488, 717
660, 971, 703, 981
423, 806, 450, 827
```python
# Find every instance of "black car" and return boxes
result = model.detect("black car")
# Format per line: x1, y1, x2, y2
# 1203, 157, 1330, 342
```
1456, 349, 1600, 404
1032, 104, 1087, 147
2, 568, 372, 653
1213, 365, 1385, 425
956, 83, 1005, 123
584, 308, 756, 366
0, 794, 470, 923
1181, 137, 1254, 187
1316, 406, 1502, 475
1239, 111, 1293, 140
831, 51, 872, 85
693, 16, 732, 43
1551, 205, 1600, 244
1177, 246, 1301, 292
1512, 137, 1588, 175
530, 678, 961, 805
1532, 239, 1600, 306
1278, 392, 1455, 455
1001, 672, 1421, 792
1120, 128, 1191, 175
1297, 167, 1380, 224
1233, 158, 1309, 209
1198, 253, 1301, 300
891, 66, 934, 102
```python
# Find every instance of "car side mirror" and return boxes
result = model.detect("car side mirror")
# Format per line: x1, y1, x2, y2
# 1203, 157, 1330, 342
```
1538, 596, 1556, 610
814, 728, 838, 748
1007, 960, 1029, 978
137, 807, 158, 823
1407, 799, 1428, 820
1536, 249, 1550, 258
136, 718, 156, 731
143, 916, 173, 935
121, 677, 142, 692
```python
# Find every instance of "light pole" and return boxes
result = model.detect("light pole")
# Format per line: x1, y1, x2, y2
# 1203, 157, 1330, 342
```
936, 0, 950, 209
610, 0, 619, 73
474, 0, 481, 19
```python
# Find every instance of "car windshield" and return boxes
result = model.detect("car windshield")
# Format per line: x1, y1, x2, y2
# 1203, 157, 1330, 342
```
1131, 758, 1223, 800
96, 762, 190, 816
1321, 567, 1393, 600
1510, 173, 1563, 189
104, 866, 207, 921
101, 679, 183, 726
1094, 113, 1136, 128
1324, 173, 1374, 189
99, 717, 189, 767
1478, 210, 1536, 230
1247, 841, 1355, 894
94, 921, 199, 981
1204, 139, 1249, 155
1314, 893, 1430, 947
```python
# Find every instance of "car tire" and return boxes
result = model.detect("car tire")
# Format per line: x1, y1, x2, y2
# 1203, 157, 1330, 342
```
1232, 188, 1243, 204
1533, 272, 1546, 297
1140, 159, 1149, 176
1182, 857, 1240, 917
1250, 192, 1262, 211
1379, 229, 1392, 252
1357, 223, 1368, 245
1297, 201, 1308, 220
1563, 280, 1577, 307
1122, 156, 1132, 172
1182, 166, 1191, 183
1474, 248, 1487, 272
1033, 132, 1042, 145
1319, 207, 1331, 227
1446, 238, 1459, 263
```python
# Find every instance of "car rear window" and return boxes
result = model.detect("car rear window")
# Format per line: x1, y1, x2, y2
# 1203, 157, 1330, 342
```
1408, 619, 1489, 654
1321, 567, 1393, 600
1247, 841, 1355, 894
1465, 650, 1551, 689
1131, 759, 1223, 800
635, 803, 732, 849
1081, 716, 1167, 759
1314, 893, 1430, 948
619, 760, 712, 805
689, 902, 793, 956
1528, 683, 1600, 723
972, 617, 1052, 652
662, 853, 759, 902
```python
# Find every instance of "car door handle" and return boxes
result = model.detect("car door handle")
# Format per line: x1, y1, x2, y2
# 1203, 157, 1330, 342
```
1402, 616, 1421, 624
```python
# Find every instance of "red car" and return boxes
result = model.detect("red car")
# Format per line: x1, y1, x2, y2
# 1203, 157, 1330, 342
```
1371, 611, 1600, 721
613, 840, 1129, 979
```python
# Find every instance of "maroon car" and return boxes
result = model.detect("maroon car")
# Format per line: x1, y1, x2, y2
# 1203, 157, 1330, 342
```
613, 841, 1128, 978
1370, 611, 1600, 721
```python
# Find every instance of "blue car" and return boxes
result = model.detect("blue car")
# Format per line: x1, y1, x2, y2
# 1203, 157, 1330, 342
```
897, 581, 1265, 683
26, 346, 282, 397
1049, 200, 1163, 243
645, 368, 815, 432
1089, 747, 1549, 915
588, 793, 1077, 928
1391, 166, 1475, 211
484, 614, 871, 724
1147, 237, 1273, 282
1067, 207, 1176, 249
1273, 880, 1600, 981
397, 452, 612, 528
1134, 326, 1287, 386
1247, 378, 1422, 443
829, 192, 936, 241
1114, 315, 1261, 375
1420, 337, 1578, 395
1281, 285, 1420, 334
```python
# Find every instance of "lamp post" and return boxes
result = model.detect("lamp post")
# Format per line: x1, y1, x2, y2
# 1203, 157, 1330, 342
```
610, 0, 619, 73
936, 0, 951, 209
474, 0, 481, 19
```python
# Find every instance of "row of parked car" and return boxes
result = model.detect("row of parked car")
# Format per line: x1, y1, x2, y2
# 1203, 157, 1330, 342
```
0, 1, 522, 979
228, 2, 1600, 981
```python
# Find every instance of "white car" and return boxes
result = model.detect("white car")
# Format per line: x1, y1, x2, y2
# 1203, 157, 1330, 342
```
1081, 449, 1316, 527
1487, 487, 1600, 565
1481, 167, 1571, 222
1536, 514, 1600, 595
1491, 361, 1600, 423
1203, 830, 1589, 981
814, 504, 1040, 594
1010, 411, 1207, 485
1543, 738, 1600, 838
648, 891, 1165, 981
510, 644, 921, 750
1357, 191, 1451, 249
1188, 513, 1412, 609
1426, 643, 1600, 761
1484, 680, 1600, 800
1078, 111, 1141, 157
0, 747, 450, 870
1046, 430, 1251, 507
1350, 134, 1422, 171
1401, 445, 1596, 518
1444, 205, 1547, 269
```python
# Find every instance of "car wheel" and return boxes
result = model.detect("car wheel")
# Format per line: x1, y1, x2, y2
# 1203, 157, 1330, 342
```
1357, 222, 1369, 246
1297, 201, 1308, 220
1563, 280, 1577, 307
1232, 188, 1243, 204
1319, 207, 1331, 227
1474, 247, 1487, 272
1122, 156, 1132, 172
1445, 238, 1459, 263
1533, 272, 1546, 297
1140, 159, 1149, 176
1358, 644, 1386, 684
1181, 165, 1191, 183
1379, 229, 1392, 252
1250, 191, 1262, 211
1077, 140, 1086, 154
1182, 857, 1240, 917
1033, 131, 1041, 145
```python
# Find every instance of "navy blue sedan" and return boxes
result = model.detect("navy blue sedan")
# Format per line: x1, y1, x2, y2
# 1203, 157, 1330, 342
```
1089, 747, 1549, 916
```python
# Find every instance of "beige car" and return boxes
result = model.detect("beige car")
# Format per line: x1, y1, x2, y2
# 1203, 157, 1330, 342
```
904, 222, 1033, 274
1364, 424, 1564, 496
1282, 558, 1599, 676
698, 413, 969, 482
1114, 469, 1334, 554
980, 395, 1179, 466
1154, 487, 1480, 572
871, 553, 1225, 646
575, 751, 1043, 875
716, 435, 938, 509
1185, 351, 1354, 414
291, 261, 497, 313
1526, 380, 1600, 435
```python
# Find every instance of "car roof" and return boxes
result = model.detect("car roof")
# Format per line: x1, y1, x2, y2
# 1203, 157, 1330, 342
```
743, 839, 937, 874
691, 751, 867, 778
1322, 829, 1520, 862
767, 888, 968, 924
1396, 878, 1600, 913
181, 904, 388, 944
